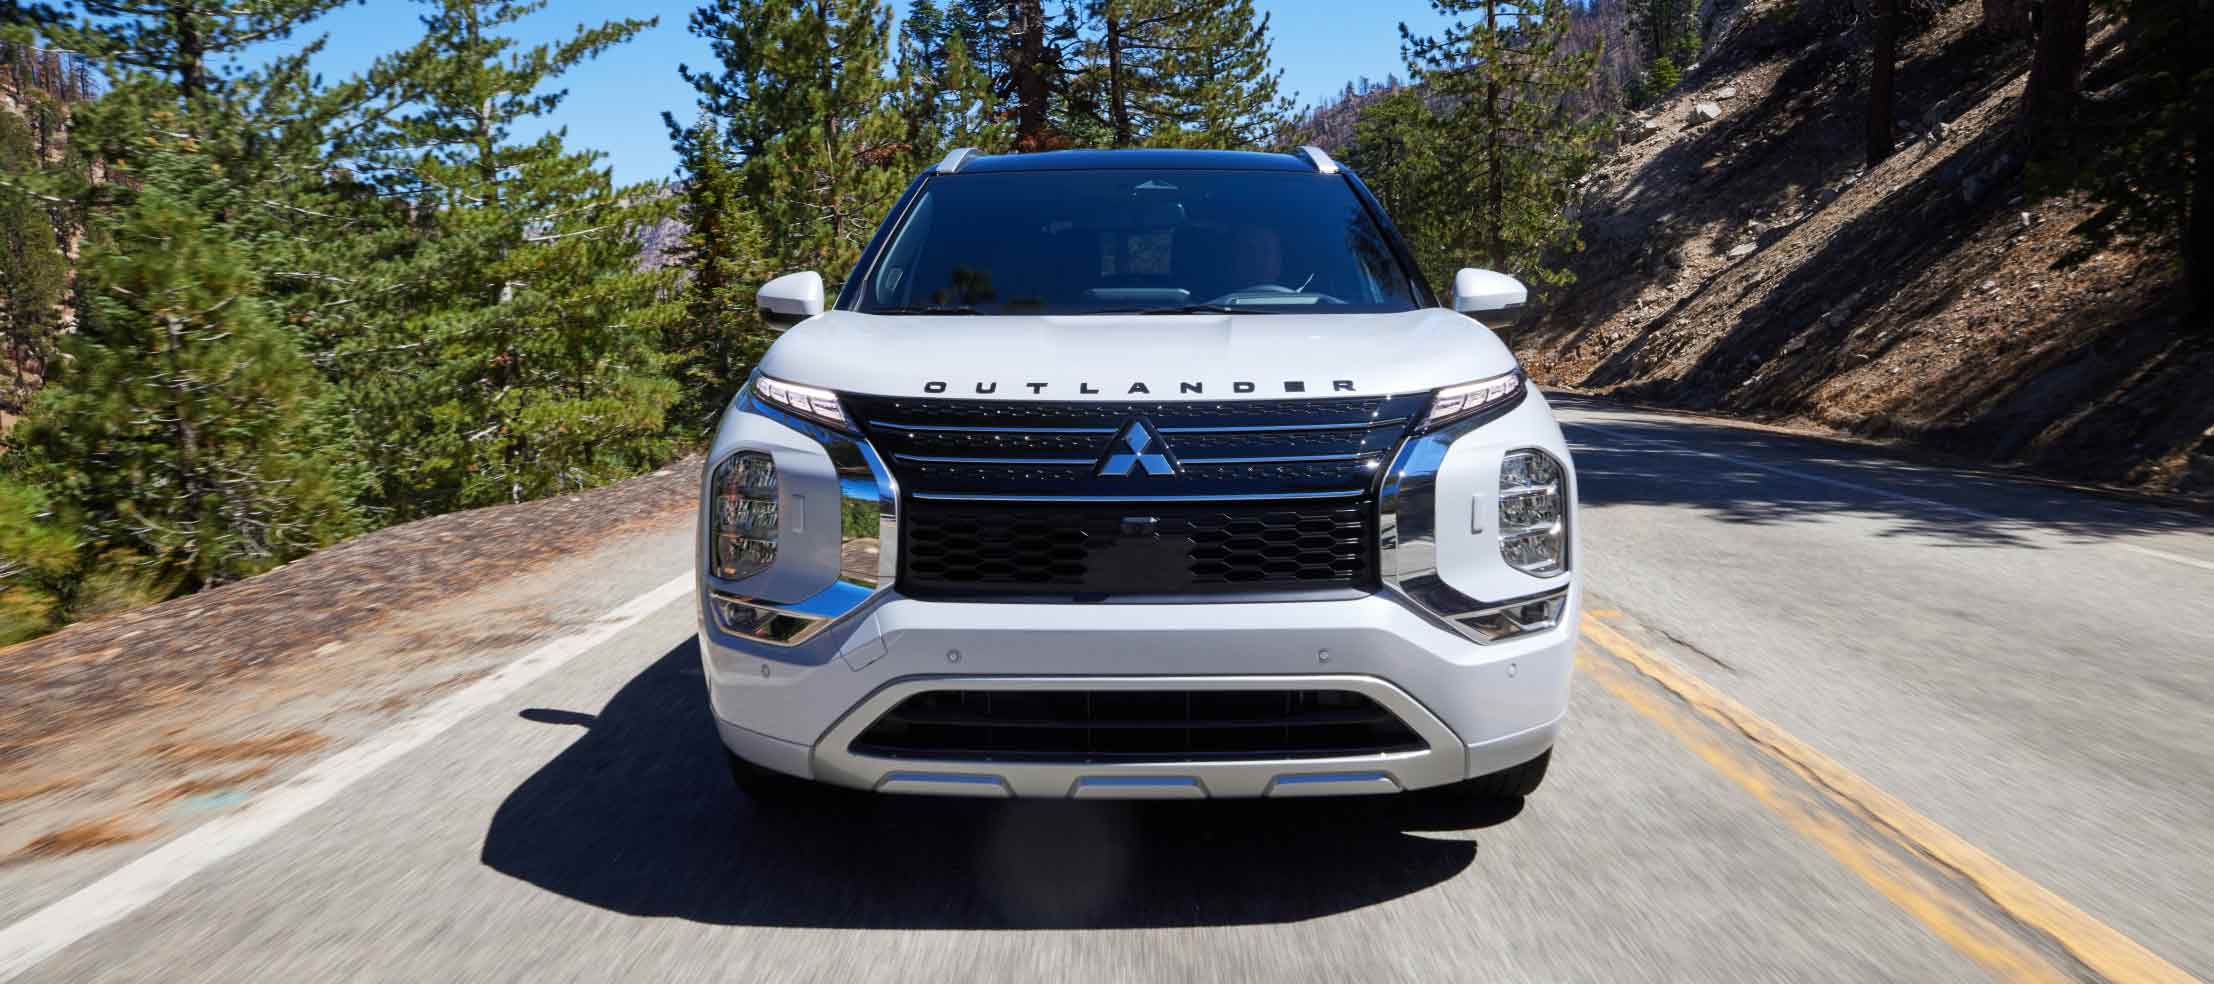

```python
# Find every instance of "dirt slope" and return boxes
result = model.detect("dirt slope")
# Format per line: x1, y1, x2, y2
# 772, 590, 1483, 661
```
1516, 0, 2212, 494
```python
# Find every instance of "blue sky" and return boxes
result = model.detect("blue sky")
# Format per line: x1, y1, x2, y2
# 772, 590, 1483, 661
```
274, 0, 1452, 185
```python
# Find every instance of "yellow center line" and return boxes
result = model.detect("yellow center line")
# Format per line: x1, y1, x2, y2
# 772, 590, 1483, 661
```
1578, 613, 2200, 984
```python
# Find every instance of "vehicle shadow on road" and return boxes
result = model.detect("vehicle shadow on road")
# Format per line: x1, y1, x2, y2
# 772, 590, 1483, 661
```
1553, 395, 2214, 548
481, 638, 1511, 929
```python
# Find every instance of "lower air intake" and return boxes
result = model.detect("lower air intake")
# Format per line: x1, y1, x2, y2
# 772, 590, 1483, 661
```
850, 689, 1425, 763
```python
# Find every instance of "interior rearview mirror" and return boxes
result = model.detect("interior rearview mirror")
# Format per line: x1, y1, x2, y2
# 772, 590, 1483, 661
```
757, 271, 825, 330
1451, 268, 1527, 327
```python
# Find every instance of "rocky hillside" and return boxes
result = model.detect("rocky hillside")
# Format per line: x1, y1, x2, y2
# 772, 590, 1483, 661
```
1515, 0, 2212, 494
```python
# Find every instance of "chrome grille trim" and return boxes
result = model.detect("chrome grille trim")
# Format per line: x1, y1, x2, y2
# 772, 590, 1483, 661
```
908, 490, 1367, 503
1157, 418, 1408, 434
870, 421, 1119, 434
893, 453, 1098, 465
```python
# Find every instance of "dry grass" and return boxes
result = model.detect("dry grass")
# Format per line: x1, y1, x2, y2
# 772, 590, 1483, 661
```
0, 777, 81, 804
148, 729, 330, 766
138, 765, 274, 807
4, 816, 158, 865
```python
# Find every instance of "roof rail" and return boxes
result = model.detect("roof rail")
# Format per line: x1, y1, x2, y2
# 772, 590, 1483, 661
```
937, 147, 982, 174
1297, 145, 1341, 175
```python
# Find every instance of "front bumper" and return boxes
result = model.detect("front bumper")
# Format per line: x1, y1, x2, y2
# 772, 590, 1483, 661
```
699, 584, 1576, 798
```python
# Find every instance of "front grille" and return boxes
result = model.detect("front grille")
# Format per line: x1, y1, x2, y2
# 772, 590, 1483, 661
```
851, 689, 1426, 763
902, 501, 1372, 596
841, 393, 1426, 598
843, 393, 1429, 501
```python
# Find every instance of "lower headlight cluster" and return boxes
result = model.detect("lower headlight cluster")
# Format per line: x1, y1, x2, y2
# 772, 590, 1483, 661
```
1499, 449, 1567, 576
711, 451, 778, 580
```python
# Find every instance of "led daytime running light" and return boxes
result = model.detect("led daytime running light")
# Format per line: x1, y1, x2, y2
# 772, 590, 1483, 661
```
755, 375, 849, 429
1423, 369, 1524, 430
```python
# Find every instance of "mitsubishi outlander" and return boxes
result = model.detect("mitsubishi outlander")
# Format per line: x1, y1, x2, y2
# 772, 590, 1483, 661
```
696, 147, 1578, 802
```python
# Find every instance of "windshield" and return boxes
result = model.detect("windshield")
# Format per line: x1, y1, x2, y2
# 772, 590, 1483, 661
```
853, 169, 1424, 316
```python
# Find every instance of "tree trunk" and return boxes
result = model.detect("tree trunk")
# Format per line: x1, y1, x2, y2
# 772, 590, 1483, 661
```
2191, 65, 2213, 321
1868, 0, 1898, 165
1982, 0, 2030, 36
1484, 0, 1505, 269
1106, 7, 1129, 147
2027, 0, 2088, 145
1010, 0, 1050, 149
169, 0, 204, 104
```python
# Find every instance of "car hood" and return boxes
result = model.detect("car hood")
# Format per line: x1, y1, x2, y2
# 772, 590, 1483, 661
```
758, 308, 1520, 401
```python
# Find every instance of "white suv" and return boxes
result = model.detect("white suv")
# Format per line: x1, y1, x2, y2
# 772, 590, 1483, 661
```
697, 146, 1578, 802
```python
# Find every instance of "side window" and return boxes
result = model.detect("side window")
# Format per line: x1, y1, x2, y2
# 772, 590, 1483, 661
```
872, 192, 935, 306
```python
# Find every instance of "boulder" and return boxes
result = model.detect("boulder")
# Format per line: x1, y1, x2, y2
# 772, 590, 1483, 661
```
1688, 102, 1724, 124
1727, 242, 1758, 259
1716, 86, 1739, 100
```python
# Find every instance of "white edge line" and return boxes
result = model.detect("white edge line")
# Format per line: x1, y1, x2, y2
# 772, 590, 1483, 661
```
2119, 544, 2214, 575
0, 572, 697, 982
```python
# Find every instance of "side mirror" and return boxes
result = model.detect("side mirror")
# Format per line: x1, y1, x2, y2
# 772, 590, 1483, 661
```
757, 271, 824, 330
1451, 268, 1527, 327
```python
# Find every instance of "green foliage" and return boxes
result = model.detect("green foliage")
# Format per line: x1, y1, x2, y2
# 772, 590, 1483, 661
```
1625, 0, 1699, 69
0, 477, 75, 643
1645, 55, 1683, 97
8, 148, 356, 592
1138, 0, 1293, 149
668, 120, 772, 433
669, 0, 906, 285
333, 0, 683, 516
1065, 0, 1291, 150
1358, 0, 1606, 291
0, 108, 68, 413
43, 0, 358, 104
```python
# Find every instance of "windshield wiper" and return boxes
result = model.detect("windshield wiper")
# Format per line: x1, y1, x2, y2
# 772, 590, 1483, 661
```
1093, 303, 1272, 315
869, 305, 985, 315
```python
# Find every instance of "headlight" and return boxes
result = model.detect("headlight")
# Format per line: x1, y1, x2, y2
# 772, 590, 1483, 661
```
1499, 448, 1567, 576
710, 451, 778, 580
755, 374, 848, 430
1422, 369, 1525, 430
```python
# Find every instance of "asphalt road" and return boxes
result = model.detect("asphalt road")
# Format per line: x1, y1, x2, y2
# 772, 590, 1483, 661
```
7, 395, 2212, 982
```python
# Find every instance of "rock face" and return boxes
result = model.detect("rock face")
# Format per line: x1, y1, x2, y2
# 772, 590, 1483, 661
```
1688, 102, 1724, 124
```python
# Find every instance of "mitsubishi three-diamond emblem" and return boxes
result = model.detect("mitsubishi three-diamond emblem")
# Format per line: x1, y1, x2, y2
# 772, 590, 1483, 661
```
1098, 419, 1178, 477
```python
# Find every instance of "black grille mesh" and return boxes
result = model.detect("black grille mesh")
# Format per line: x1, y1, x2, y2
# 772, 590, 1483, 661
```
902, 501, 1370, 596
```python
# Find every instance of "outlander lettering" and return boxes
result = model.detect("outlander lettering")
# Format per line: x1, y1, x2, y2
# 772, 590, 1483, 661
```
702, 148, 1575, 803
921, 379, 1360, 395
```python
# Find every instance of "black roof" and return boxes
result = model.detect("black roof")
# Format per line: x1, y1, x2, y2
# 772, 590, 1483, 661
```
946, 148, 1320, 175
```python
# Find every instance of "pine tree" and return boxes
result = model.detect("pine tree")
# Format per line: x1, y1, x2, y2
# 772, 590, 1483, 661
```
341, 0, 681, 514
1868, 0, 1898, 164
1075, 0, 1179, 147
670, 0, 906, 285
1624, 0, 1697, 105
0, 477, 76, 643
895, 0, 1011, 157
1141, 0, 1293, 149
939, 29, 1012, 152
43, 0, 354, 106
668, 120, 770, 432
1344, 86, 1439, 246
7, 148, 355, 592
1393, 0, 1605, 289
0, 109, 68, 414
896, 0, 949, 155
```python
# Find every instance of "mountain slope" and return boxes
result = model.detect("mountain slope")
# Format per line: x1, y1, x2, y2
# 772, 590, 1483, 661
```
1515, 0, 2211, 494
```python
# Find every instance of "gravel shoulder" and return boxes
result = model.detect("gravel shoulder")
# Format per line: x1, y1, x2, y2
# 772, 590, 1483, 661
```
0, 460, 699, 908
